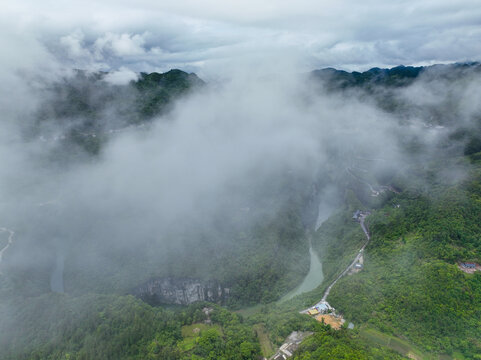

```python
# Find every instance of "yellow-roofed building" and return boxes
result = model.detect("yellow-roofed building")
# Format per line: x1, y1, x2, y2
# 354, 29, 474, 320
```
307, 308, 320, 316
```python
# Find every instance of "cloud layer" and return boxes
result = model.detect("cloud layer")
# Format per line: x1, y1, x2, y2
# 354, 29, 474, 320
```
2, 0, 481, 76
0, 1, 480, 294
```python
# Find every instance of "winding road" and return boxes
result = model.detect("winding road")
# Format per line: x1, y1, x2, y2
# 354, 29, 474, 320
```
320, 214, 370, 302
0, 227, 15, 269
346, 167, 377, 194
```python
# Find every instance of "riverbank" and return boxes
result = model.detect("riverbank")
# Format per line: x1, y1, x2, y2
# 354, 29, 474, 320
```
279, 238, 324, 302
301, 211, 370, 326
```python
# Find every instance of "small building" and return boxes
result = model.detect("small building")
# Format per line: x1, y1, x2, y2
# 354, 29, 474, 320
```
354, 263, 363, 269
307, 308, 320, 316
352, 210, 361, 220
458, 262, 480, 274
279, 344, 293, 357
270, 332, 313, 360
315, 302, 333, 314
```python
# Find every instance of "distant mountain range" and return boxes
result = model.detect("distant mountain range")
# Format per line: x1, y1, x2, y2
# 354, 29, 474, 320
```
312, 62, 481, 89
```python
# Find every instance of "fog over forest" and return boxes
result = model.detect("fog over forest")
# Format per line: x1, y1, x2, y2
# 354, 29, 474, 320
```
1, 2, 481, 359
1, 45, 479, 294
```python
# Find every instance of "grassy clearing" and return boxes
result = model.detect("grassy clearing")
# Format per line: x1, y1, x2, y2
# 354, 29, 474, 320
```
360, 328, 436, 360
253, 324, 274, 358
450, 352, 466, 360
179, 323, 223, 353
178, 336, 197, 352
359, 327, 463, 360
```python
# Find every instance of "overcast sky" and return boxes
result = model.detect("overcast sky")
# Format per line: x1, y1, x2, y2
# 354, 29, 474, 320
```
2, 0, 481, 77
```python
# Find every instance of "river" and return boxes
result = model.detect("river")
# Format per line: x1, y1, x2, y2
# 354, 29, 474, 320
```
280, 243, 324, 301
279, 198, 335, 302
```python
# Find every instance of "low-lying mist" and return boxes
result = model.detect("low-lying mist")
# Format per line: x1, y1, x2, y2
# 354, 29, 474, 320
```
0, 56, 480, 304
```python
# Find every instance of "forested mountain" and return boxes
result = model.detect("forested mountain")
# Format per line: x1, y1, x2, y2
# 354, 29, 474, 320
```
1, 64, 481, 359
30, 69, 204, 156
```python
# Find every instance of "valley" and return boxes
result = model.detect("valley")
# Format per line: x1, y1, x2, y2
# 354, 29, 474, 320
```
0, 64, 480, 360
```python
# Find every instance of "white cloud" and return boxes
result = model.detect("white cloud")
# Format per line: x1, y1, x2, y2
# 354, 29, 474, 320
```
94, 32, 147, 57
103, 66, 139, 85
60, 29, 90, 59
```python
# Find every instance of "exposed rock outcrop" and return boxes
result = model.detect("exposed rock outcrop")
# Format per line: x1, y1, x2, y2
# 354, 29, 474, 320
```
133, 277, 229, 305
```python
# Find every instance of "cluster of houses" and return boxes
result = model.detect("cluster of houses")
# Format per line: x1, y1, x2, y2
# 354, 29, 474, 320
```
304, 301, 333, 316
268, 318, 347, 359
304, 302, 345, 330
352, 210, 371, 222
352, 210, 362, 221
300, 300, 348, 330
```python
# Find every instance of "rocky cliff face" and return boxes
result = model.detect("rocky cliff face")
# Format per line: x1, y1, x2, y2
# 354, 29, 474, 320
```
133, 278, 230, 305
